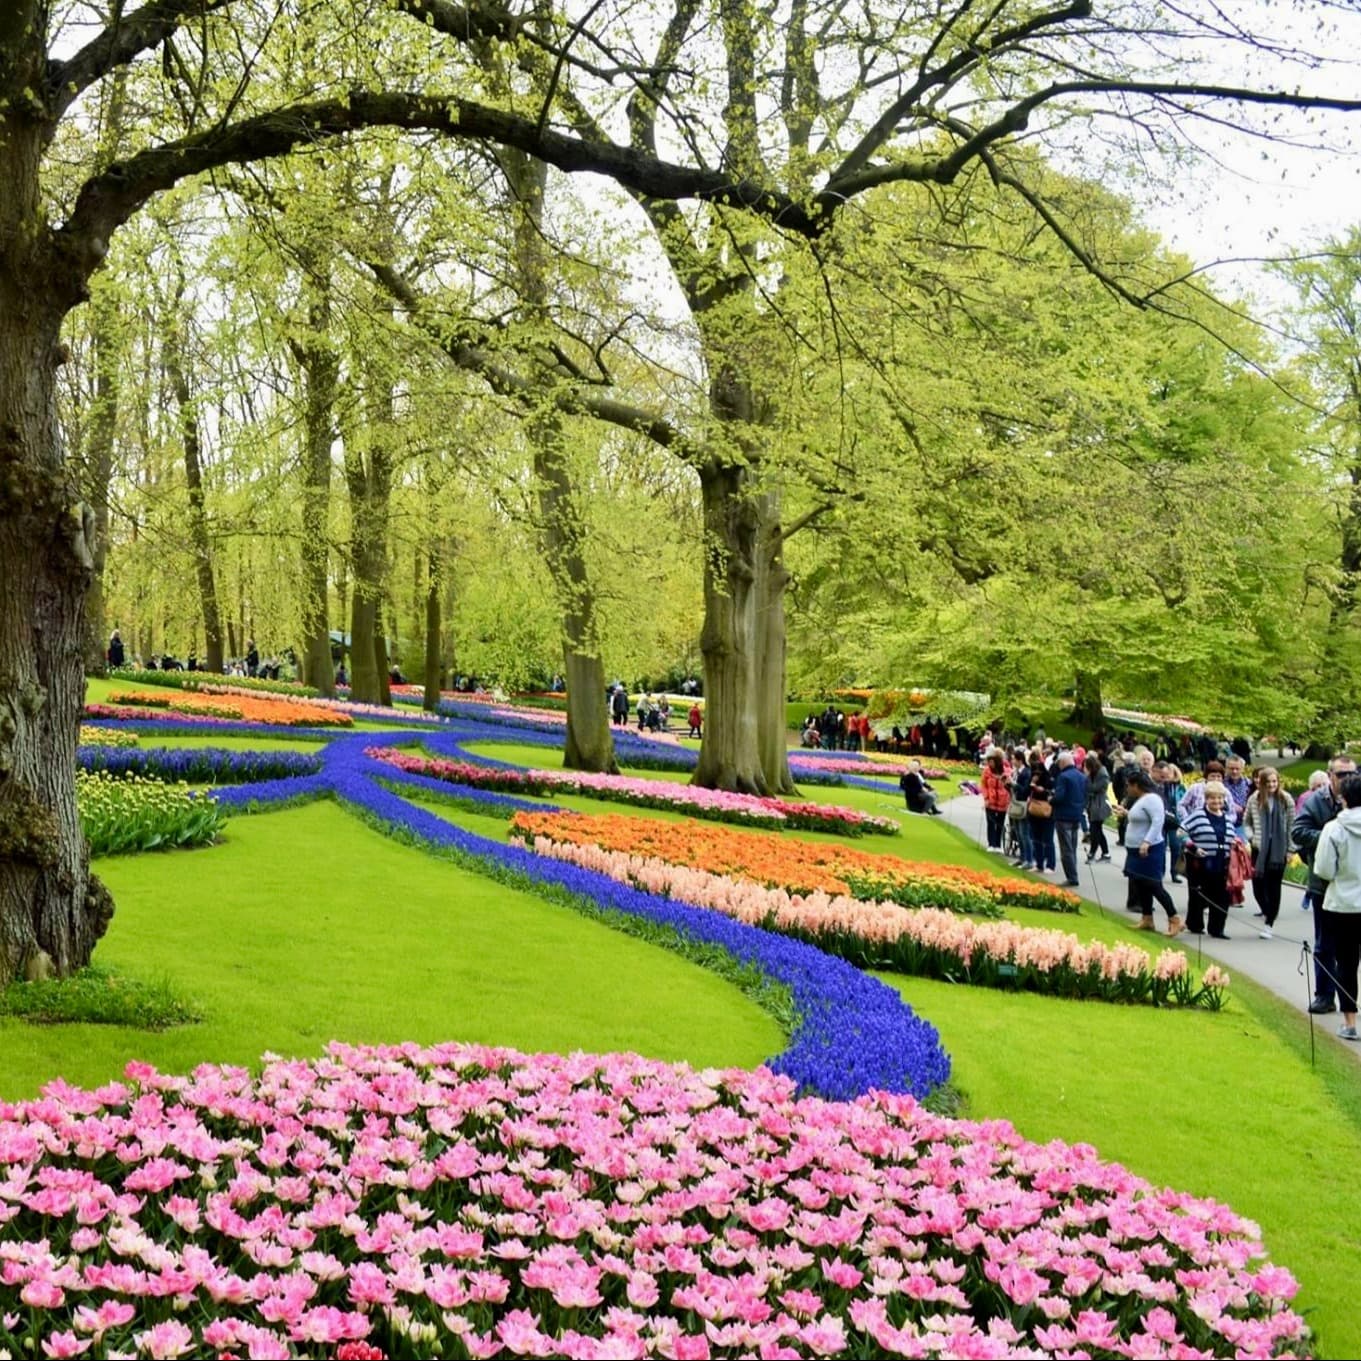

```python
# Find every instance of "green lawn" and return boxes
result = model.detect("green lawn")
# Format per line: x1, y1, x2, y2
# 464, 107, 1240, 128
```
1, 800, 781, 1101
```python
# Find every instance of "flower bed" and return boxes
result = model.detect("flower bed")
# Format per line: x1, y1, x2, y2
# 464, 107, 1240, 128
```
77, 746, 324, 785
77, 771, 227, 856
0, 1043, 1306, 1360
109, 667, 320, 697
77, 725, 139, 748
107, 690, 352, 728
514, 829, 1228, 1009
508, 811, 1078, 916
365, 749, 898, 836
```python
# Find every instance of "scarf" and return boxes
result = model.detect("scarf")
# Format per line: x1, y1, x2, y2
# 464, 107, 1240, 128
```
1259, 795, 1288, 868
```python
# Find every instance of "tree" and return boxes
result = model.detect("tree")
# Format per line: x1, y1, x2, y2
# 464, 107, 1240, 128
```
1277, 232, 1361, 741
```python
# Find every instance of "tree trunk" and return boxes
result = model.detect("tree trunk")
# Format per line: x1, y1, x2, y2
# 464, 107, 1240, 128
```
423, 543, 442, 712
755, 502, 796, 795
501, 146, 618, 773
532, 416, 618, 774
349, 591, 380, 703
1068, 669, 1104, 730
0, 194, 113, 983
164, 295, 224, 674
343, 396, 392, 706
693, 460, 767, 793
296, 265, 337, 696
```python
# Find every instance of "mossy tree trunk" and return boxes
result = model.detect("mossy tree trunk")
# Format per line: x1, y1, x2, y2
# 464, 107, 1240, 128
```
0, 79, 113, 983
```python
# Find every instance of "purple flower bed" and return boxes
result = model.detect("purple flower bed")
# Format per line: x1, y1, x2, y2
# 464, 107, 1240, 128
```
77, 745, 324, 784
204, 730, 951, 1102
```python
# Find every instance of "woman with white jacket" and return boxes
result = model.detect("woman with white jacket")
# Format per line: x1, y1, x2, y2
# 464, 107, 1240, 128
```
1312, 772, 1361, 1041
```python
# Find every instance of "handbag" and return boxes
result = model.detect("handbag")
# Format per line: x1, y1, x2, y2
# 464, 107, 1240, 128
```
1028, 798, 1053, 818
1008, 797, 1028, 819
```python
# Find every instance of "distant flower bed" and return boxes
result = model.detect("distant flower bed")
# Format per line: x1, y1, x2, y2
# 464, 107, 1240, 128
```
863, 753, 979, 777
514, 824, 1227, 1008
108, 666, 319, 697
1106, 705, 1207, 734
0, 1043, 1304, 1360
77, 725, 139, 748
78, 746, 324, 785
106, 689, 352, 728
509, 811, 1077, 916
77, 771, 227, 855
366, 748, 898, 835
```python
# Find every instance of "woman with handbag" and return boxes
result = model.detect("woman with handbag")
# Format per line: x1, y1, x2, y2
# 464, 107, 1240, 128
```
1026, 750, 1057, 874
1244, 766, 1295, 938
1084, 753, 1112, 863
1124, 769, 1184, 936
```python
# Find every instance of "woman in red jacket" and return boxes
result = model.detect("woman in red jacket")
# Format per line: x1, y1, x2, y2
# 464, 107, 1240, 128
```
981, 749, 1013, 853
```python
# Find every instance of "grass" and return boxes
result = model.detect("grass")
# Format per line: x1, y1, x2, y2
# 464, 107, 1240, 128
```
880, 970, 1361, 1354
0, 965, 200, 1029
0, 800, 781, 1101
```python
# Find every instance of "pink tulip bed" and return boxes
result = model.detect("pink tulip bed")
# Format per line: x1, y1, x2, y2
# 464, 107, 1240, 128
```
365, 748, 899, 836
0, 1042, 1308, 1361
511, 831, 1230, 1009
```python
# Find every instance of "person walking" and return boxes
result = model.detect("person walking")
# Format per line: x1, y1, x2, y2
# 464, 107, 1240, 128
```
1123, 769, 1183, 936
107, 629, 125, 668
1084, 753, 1112, 863
1293, 756, 1358, 1014
1181, 781, 1238, 939
1244, 766, 1295, 938
1026, 750, 1057, 874
1311, 771, 1361, 1041
981, 750, 1012, 853
1051, 751, 1088, 886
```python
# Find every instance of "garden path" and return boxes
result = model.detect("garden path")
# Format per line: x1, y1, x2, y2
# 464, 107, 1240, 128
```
939, 790, 1361, 1063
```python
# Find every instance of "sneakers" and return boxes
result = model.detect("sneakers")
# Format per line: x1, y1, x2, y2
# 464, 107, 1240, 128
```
1133, 916, 1156, 931
1100, 854, 1112, 862
1339, 1024, 1359, 1042
1258, 926, 1273, 940
1308, 998, 1337, 1014
1167, 916, 1185, 938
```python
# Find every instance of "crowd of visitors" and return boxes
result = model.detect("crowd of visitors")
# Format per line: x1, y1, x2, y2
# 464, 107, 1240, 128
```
968, 729, 1360, 1042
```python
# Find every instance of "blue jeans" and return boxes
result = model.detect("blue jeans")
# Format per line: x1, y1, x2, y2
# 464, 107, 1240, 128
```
1011, 815, 1032, 864
1029, 815, 1056, 871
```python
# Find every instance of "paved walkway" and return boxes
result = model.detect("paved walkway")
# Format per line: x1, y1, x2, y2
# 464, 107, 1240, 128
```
938, 791, 1360, 1064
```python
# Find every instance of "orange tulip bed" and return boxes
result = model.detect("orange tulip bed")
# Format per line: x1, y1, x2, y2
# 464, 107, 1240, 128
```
508, 810, 1079, 917
106, 690, 353, 728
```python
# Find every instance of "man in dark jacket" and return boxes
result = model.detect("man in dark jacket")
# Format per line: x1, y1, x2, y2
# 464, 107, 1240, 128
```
1294, 756, 1357, 1013
107, 630, 124, 668
1051, 751, 1089, 886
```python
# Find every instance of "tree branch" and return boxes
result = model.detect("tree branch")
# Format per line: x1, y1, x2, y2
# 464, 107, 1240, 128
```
46, 0, 235, 121
56, 90, 817, 292
368, 260, 693, 457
